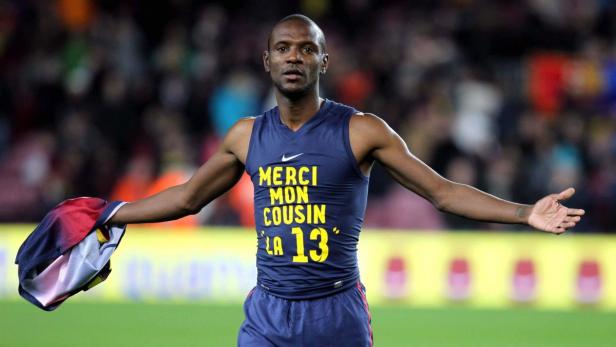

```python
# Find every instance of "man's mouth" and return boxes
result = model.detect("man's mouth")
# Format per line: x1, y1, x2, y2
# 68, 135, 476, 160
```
283, 69, 303, 77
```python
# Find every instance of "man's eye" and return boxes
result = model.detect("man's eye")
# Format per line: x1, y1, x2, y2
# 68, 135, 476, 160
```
303, 47, 314, 53
277, 47, 287, 53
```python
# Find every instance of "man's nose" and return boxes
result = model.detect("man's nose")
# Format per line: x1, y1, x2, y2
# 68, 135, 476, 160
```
285, 47, 302, 63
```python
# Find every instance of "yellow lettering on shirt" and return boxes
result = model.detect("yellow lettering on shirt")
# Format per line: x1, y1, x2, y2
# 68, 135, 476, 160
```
258, 164, 333, 263
298, 167, 310, 185
285, 167, 297, 185
270, 188, 284, 205
259, 167, 271, 186
273, 236, 284, 255
272, 166, 283, 185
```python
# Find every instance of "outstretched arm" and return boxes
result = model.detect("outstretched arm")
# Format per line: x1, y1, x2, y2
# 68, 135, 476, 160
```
109, 118, 253, 224
350, 114, 585, 233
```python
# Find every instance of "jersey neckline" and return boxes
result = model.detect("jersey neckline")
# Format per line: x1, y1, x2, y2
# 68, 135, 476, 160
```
273, 99, 333, 136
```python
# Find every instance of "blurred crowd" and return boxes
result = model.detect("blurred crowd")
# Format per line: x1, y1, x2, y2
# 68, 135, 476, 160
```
1, 0, 615, 232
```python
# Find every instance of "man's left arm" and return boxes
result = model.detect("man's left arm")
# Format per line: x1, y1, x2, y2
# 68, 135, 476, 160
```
350, 113, 585, 233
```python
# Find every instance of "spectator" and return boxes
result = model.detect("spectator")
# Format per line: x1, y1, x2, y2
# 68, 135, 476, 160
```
0, 1, 614, 232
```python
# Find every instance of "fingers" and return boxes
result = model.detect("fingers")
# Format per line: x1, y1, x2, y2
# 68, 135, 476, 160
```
556, 187, 575, 201
564, 216, 581, 223
567, 208, 585, 216
544, 216, 580, 234
559, 221, 577, 229
549, 220, 579, 234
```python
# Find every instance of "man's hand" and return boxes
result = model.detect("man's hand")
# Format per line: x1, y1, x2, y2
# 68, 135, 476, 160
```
528, 188, 585, 234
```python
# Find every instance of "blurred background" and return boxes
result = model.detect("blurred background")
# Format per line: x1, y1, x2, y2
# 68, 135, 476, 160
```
1, 1, 616, 346
1, 0, 616, 232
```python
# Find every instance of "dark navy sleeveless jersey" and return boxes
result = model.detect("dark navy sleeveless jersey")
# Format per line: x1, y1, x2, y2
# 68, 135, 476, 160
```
245, 99, 369, 299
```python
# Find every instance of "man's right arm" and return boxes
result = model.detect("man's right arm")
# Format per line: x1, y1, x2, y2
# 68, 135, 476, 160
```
109, 118, 253, 224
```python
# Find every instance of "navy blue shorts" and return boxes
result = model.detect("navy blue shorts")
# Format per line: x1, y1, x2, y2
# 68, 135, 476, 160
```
237, 282, 373, 347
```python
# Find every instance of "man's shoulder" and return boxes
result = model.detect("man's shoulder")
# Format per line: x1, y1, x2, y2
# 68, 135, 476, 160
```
349, 112, 389, 132
348, 112, 397, 150
222, 117, 256, 148
220, 117, 256, 163
227, 117, 256, 139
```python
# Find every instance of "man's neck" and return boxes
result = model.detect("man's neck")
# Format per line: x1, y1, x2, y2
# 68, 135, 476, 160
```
276, 91, 323, 131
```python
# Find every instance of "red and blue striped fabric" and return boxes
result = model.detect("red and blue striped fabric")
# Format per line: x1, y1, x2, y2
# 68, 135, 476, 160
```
15, 197, 126, 311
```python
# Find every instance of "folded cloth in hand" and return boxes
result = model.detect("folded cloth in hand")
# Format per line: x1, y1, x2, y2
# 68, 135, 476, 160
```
15, 197, 127, 311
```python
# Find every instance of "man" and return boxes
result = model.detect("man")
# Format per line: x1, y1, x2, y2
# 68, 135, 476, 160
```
110, 14, 585, 346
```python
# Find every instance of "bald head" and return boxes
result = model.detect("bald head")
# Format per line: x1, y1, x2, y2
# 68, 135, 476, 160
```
268, 14, 327, 53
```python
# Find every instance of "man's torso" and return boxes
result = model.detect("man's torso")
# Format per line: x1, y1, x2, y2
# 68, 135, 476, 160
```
244, 99, 370, 299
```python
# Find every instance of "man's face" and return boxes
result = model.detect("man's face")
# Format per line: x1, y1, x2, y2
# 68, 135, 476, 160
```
264, 20, 328, 99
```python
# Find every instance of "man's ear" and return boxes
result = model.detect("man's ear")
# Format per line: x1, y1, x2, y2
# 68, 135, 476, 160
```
320, 53, 329, 74
263, 50, 270, 72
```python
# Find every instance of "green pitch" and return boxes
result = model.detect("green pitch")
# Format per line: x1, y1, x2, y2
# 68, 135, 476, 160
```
1, 301, 614, 347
